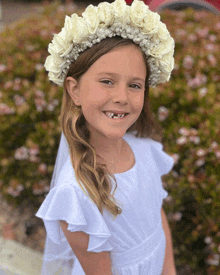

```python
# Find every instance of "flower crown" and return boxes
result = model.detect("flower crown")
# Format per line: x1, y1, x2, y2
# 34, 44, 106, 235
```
45, 0, 175, 87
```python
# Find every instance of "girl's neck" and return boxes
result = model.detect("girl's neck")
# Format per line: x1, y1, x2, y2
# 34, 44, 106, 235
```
90, 136, 135, 174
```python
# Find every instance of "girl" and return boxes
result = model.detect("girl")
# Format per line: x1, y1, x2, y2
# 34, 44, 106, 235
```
36, 0, 176, 274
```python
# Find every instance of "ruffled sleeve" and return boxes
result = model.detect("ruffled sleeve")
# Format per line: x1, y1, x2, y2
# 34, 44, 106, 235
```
148, 139, 174, 177
36, 183, 113, 253
147, 138, 174, 200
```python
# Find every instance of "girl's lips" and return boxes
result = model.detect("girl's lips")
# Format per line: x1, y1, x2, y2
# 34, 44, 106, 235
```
103, 111, 128, 119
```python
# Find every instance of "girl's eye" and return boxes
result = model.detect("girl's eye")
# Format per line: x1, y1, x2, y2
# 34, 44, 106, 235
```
130, 84, 141, 89
101, 80, 113, 85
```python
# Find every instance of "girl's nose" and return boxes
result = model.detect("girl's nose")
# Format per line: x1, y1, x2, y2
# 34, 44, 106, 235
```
112, 84, 128, 104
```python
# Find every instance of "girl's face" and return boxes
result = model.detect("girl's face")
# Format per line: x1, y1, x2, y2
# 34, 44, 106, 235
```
68, 44, 146, 141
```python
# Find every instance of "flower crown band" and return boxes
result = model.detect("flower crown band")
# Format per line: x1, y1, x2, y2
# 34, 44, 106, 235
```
45, 0, 175, 87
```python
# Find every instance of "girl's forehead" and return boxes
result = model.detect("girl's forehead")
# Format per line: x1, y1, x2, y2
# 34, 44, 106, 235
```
88, 45, 146, 75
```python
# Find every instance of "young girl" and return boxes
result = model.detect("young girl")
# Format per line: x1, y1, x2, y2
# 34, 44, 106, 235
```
36, 0, 176, 274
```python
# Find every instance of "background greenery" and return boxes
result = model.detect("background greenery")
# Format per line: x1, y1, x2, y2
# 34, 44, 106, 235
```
0, 2, 219, 274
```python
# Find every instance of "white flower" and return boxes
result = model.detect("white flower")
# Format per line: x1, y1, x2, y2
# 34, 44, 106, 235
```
159, 52, 175, 74
82, 5, 100, 34
150, 37, 174, 58
142, 11, 160, 34
157, 22, 170, 41
67, 14, 89, 43
98, 2, 114, 27
51, 33, 72, 55
44, 55, 65, 74
112, 0, 130, 25
130, 0, 149, 28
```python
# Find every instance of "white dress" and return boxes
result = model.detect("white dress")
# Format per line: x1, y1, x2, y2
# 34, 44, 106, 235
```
36, 132, 174, 275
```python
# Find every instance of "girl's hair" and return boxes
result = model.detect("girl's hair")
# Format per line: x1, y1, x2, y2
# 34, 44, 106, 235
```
61, 36, 163, 220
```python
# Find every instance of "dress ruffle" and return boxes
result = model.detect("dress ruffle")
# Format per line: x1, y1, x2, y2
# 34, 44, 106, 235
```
36, 183, 113, 252
148, 139, 174, 176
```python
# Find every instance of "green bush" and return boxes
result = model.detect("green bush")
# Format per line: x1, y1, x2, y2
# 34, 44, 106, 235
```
0, 3, 219, 274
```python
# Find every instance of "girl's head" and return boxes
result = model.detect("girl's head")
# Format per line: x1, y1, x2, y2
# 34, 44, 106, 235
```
44, 0, 175, 219
62, 36, 161, 144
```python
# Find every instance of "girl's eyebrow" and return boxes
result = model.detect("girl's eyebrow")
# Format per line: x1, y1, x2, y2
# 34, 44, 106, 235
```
95, 72, 145, 84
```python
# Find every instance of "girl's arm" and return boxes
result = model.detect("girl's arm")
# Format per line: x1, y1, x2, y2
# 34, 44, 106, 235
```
60, 220, 112, 275
161, 208, 177, 275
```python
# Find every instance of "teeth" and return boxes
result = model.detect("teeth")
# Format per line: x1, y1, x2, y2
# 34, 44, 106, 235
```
105, 112, 126, 118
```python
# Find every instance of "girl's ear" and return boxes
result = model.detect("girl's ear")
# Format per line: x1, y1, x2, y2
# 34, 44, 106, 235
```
65, 76, 81, 106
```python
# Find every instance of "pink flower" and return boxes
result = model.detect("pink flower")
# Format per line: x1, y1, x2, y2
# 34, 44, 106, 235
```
176, 29, 187, 37
196, 149, 206, 157
14, 146, 29, 160
179, 127, 190, 136
215, 151, 220, 159
158, 106, 169, 121
196, 27, 209, 38
14, 94, 25, 106
35, 90, 45, 98
215, 22, 220, 29
171, 153, 180, 164
189, 136, 200, 145
205, 44, 215, 52
0, 64, 6, 72
211, 141, 218, 149
190, 128, 198, 135
4, 81, 13, 89
35, 64, 44, 71
187, 74, 207, 88
207, 54, 217, 66
29, 146, 39, 156
183, 55, 194, 70
173, 212, 182, 221
38, 163, 47, 174
209, 35, 217, 42
195, 159, 205, 166
0, 103, 15, 115
176, 136, 187, 145
188, 34, 197, 42
35, 98, 47, 112
204, 236, 212, 245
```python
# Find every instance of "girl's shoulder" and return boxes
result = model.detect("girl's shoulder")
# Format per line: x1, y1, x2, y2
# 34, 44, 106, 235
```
125, 131, 174, 176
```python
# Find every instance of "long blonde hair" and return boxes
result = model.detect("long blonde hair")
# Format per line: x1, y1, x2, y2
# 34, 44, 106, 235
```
60, 36, 163, 220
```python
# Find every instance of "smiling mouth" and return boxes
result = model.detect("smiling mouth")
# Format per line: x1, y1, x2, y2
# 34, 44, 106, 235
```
103, 112, 128, 119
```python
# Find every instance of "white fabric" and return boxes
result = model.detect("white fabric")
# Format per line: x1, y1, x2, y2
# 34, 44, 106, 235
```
36, 131, 174, 275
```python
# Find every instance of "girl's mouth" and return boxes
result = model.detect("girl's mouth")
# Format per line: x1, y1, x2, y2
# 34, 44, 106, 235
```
103, 111, 128, 119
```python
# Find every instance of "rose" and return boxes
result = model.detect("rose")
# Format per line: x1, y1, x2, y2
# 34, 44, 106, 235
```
130, 0, 149, 28
112, 0, 130, 25
82, 5, 100, 34
150, 36, 174, 58
142, 11, 160, 34
68, 14, 89, 43
44, 55, 65, 74
98, 2, 114, 27
51, 32, 73, 56
48, 71, 63, 87
157, 22, 170, 41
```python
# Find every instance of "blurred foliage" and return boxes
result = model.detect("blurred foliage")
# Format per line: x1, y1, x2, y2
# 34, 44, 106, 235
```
0, 2, 219, 274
